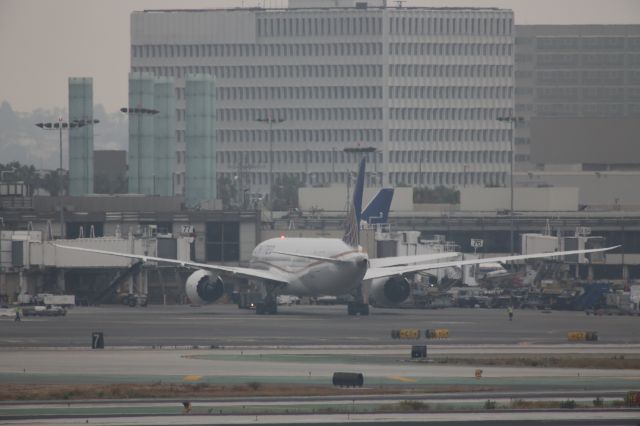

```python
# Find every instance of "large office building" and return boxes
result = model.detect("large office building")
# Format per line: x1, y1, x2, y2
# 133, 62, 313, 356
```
130, 0, 515, 197
512, 25, 640, 207
513, 25, 640, 171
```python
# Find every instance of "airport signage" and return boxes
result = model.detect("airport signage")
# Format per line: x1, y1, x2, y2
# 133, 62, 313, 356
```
180, 225, 194, 235
470, 238, 484, 248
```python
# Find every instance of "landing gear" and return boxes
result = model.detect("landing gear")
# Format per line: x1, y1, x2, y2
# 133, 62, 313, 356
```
347, 301, 369, 316
256, 301, 278, 315
348, 285, 370, 316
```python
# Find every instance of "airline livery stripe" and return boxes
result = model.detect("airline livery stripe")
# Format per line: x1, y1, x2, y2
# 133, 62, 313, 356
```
251, 250, 362, 274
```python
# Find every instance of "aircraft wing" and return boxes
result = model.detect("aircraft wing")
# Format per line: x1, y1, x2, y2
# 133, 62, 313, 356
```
54, 244, 289, 284
363, 246, 619, 281
368, 252, 460, 269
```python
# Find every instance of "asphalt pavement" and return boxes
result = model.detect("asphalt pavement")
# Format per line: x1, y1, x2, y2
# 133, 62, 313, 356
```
1, 304, 638, 347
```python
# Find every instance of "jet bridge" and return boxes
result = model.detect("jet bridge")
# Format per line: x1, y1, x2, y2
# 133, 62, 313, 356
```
0, 230, 190, 304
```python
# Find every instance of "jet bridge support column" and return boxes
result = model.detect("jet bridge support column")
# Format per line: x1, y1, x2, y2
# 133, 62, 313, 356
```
348, 285, 370, 316
0, 272, 6, 302
141, 269, 148, 298
18, 270, 28, 303
127, 274, 134, 296
56, 269, 66, 293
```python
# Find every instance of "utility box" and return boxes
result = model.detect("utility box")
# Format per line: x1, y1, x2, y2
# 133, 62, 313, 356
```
332, 372, 364, 387
411, 345, 427, 358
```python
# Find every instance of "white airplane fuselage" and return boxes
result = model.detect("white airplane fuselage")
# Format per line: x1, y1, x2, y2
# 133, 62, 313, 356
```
249, 238, 368, 297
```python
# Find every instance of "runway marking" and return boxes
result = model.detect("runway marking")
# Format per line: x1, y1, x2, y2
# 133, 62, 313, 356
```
385, 375, 416, 383
183, 375, 202, 382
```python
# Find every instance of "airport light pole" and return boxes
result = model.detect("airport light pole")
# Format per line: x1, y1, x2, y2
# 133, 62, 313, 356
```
497, 115, 524, 255
35, 118, 99, 238
120, 107, 159, 193
256, 113, 285, 222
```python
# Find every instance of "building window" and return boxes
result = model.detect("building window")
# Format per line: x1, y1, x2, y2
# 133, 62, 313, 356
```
205, 222, 240, 262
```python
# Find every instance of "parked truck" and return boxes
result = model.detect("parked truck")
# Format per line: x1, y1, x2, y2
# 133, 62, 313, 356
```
42, 295, 75, 307
22, 305, 67, 317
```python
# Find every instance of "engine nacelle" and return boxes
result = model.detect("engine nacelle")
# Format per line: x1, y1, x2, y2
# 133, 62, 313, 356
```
185, 270, 224, 305
369, 276, 411, 307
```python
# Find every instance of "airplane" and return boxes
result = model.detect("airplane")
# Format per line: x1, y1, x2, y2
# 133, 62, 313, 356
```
55, 157, 618, 316
361, 188, 394, 225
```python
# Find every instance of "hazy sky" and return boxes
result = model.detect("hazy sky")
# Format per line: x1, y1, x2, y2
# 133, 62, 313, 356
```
1, 0, 639, 113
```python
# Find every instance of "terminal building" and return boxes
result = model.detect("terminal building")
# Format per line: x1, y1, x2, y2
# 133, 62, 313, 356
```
2, 186, 640, 304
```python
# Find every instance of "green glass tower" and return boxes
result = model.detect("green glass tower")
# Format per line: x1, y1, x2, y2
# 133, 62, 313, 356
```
185, 74, 217, 207
153, 77, 176, 196
127, 72, 155, 194
68, 77, 94, 195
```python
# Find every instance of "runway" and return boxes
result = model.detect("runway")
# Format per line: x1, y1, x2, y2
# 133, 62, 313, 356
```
1, 304, 639, 347
1, 305, 639, 424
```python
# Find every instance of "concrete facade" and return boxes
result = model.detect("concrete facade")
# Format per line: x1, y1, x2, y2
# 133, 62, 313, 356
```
458, 187, 579, 211
298, 186, 413, 211
130, 3, 515, 196
94, 150, 127, 194
513, 25, 640, 171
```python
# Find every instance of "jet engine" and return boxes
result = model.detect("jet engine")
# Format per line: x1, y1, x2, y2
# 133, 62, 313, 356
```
368, 276, 411, 306
185, 270, 224, 305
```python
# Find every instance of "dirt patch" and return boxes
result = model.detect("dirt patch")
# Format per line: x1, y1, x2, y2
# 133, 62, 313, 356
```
428, 355, 640, 369
1, 383, 495, 401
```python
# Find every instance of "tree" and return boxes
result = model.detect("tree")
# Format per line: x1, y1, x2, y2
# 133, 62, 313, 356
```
413, 186, 460, 204
0, 161, 69, 196
271, 175, 303, 211
1, 161, 40, 193
216, 175, 238, 209
37, 170, 68, 196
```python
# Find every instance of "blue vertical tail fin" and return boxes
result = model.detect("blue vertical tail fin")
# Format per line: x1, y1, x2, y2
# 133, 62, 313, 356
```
362, 188, 394, 225
343, 157, 366, 247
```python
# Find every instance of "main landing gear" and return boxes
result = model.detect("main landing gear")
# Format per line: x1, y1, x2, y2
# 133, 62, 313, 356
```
256, 287, 278, 315
348, 285, 370, 315
347, 302, 369, 316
